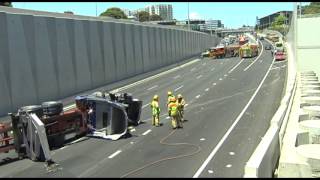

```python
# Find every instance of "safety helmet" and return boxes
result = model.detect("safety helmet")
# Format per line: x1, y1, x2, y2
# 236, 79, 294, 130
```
168, 91, 172, 96
177, 94, 183, 99
153, 95, 159, 100
170, 97, 176, 102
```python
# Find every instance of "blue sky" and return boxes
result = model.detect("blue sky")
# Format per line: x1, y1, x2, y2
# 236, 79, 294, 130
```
12, 2, 300, 28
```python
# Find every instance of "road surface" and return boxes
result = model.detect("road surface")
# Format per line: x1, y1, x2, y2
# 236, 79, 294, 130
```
0, 39, 287, 177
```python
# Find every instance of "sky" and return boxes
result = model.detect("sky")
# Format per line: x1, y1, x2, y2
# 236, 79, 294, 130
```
12, 2, 300, 28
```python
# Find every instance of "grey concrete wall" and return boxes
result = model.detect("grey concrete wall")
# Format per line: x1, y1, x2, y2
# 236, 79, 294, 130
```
0, 11, 218, 116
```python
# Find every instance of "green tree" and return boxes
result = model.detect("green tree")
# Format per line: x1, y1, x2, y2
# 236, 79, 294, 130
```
302, 2, 320, 15
135, 11, 150, 22
150, 14, 162, 21
100, 7, 127, 19
0, 2, 12, 7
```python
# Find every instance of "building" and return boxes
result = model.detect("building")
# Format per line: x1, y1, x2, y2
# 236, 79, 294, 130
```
199, 19, 223, 31
257, 11, 292, 29
122, 8, 134, 17
145, 4, 173, 21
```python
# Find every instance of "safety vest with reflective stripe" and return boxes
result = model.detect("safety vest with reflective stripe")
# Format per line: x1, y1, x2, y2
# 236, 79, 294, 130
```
168, 101, 178, 116
151, 100, 160, 116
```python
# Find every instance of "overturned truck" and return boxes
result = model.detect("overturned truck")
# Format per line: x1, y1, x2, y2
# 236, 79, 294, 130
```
0, 92, 142, 164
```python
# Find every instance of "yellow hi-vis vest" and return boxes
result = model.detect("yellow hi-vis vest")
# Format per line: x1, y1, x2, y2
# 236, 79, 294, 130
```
168, 101, 178, 116
151, 100, 160, 116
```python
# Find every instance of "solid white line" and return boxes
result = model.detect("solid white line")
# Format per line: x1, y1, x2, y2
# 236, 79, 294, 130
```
147, 85, 158, 91
63, 59, 200, 112
174, 75, 181, 79
142, 103, 150, 109
142, 129, 152, 136
108, 150, 122, 159
243, 40, 264, 71
196, 75, 203, 79
193, 57, 275, 178
228, 58, 242, 74
174, 85, 184, 92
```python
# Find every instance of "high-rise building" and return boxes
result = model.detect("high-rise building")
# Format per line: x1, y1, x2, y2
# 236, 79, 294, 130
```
199, 19, 223, 31
145, 4, 173, 21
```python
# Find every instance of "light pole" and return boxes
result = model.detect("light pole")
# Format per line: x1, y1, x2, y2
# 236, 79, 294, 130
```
188, 2, 190, 31
95, 2, 97, 17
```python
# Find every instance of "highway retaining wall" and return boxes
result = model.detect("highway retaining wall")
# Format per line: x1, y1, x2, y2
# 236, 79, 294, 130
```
0, 8, 218, 116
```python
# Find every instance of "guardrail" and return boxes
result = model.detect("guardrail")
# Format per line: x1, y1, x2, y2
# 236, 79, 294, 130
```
244, 34, 297, 177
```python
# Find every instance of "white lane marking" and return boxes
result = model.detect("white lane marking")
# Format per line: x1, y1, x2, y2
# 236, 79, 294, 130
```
191, 68, 196, 72
213, 83, 217, 86
193, 57, 275, 178
173, 75, 181, 79
174, 85, 184, 92
142, 129, 152, 136
200, 138, 206, 141
270, 67, 281, 70
211, 68, 215, 71
196, 95, 200, 99
185, 104, 189, 107
243, 40, 264, 71
196, 75, 203, 79
142, 103, 150, 109
64, 104, 76, 111
208, 170, 214, 174
60, 146, 67, 150
228, 60, 243, 74
108, 150, 122, 159
130, 141, 135, 144
166, 116, 170, 119
219, 78, 223, 81
205, 88, 209, 92
225, 164, 232, 168
224, 74, 228, 77
229, 152, 235, 156
130, 128, 136, 132
147, 85, 158, 91
64, 59, 201, 112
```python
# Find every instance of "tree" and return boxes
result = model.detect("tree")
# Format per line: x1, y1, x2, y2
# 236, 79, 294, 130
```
302, 2, 320, 15
150, 14, 162, 21
135, 11, 150, 22
100, 7, 127, 19
0, 2, 12, 7
271, 14, 288, 35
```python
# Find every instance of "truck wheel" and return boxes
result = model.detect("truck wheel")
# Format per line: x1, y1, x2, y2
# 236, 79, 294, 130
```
42, 101, 63, 117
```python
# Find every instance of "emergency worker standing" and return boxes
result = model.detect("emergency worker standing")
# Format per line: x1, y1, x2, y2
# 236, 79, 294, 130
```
168, 97, 182, 129
167, 91, 175, 107
151, 95, 160, 127
176, 94, 186, 122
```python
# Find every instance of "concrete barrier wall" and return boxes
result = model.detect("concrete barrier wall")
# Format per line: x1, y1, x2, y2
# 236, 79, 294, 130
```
0, 11, 218, 116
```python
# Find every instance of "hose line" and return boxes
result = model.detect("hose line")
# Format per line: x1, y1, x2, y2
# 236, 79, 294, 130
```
120, 129, 202, 178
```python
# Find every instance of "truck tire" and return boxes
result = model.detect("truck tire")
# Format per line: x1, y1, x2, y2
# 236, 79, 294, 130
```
19, 105, 43, 118
42, 101, 63, 117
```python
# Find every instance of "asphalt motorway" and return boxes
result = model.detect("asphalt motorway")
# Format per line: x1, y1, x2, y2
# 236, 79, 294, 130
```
0, 39, 288, 177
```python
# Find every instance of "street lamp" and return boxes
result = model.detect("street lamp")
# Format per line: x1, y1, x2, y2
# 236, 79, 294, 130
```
188, 2, 190, 31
